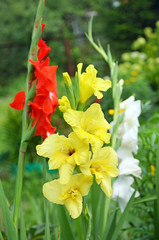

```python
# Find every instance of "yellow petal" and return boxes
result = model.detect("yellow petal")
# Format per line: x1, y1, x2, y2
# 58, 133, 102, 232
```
77, 64, 111, 103
64, 103, 111, 152
48, 151, 68, 169
100, 174, 113, 197
76, 174, 93, 196
77, 63, 83, 75
93, 78, 111, 99
69, 132, 90, 164
43, 180, 64, 204
90, 147, 119, 197
64, 193, 83, 219
64, 109, 83, 128
59, 96, 71, 113
36, 134, 60, 158
59, 163, 75, 184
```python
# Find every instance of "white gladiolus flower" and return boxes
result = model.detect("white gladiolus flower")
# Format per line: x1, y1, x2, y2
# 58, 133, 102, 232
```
118, 155, 142, 178
112, 96, 141, 212
112, 176, 139, 212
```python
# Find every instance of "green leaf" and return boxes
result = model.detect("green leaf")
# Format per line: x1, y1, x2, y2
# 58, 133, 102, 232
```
154, 200, 159, 238
88, 16, 93, 40
105, 210, 117, 240
20, 204, 27, 240
107, 45, 113, 68
44, 201, 51, 240
0, 181, 18, 240
95, 191, 106, 238
74, 216, 84, 240
0, 231, 4, 240
133, 195, 157, 205
110, 191, 136, 240
85, 17, 108, 63
57, 205, 75, 240
84, 205, 91, 240
156, 139, 159, 211
154, 139, 159, 238
90, 181, 100, 239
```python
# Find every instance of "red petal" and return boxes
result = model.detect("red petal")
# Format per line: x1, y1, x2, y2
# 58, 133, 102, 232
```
35, 115, 56, 139
36, 65, 58, 92
10, 91, 25, 110
29, 102, 56, 138
37, 38, 51, 61
41, 23, 45, 33
29, 57, 50, 73
38, 38, 46, 48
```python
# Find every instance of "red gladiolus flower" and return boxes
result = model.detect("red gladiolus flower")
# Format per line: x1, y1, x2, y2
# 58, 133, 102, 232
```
10, 24, 58, 139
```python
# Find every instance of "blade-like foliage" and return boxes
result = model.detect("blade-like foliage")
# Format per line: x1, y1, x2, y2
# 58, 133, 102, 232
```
0, 180, 18, 240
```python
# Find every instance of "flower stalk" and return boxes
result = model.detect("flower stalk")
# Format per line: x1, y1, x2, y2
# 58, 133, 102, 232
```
86, 16, 123, 150
13, 0, 45, 226
86, 16, 123, 234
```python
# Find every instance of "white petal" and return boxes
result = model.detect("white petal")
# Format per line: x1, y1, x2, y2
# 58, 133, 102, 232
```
118, 156, 141, 178
119, 96, 135, 109
112, 176, 135, 212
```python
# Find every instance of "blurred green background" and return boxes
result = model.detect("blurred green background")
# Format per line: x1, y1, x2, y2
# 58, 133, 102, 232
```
0, 0, 159, 239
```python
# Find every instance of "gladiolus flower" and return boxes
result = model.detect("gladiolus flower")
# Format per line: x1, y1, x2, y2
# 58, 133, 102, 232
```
112, 176, 139, 212
77, 63, 111, 103
90, 147, 118, 197
64, 103, 112, 152
36, 132, 91, 183
10, 24, 58, 139
43, 174, 93, 219
111, 96, 141, 211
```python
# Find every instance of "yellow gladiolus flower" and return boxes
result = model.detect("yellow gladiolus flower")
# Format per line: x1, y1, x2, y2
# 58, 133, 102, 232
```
59, 96, 71, 113
90, 147, 119, 197
43, 173, 93, 219
77, 63, 111, 104
36, 132, 90, 183
64, 103, 112, 153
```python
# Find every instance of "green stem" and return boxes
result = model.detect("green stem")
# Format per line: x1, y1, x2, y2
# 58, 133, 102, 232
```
43, 159, 51, 240
111, 103, 119, 149
13, 145, 26, 226
13, 0, 45, 227
26, 0, 45, 95
102, 197, 110, 236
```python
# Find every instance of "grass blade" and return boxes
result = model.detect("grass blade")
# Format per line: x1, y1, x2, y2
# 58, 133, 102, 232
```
110, 191, 136, 240
0, 180, 18, 240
